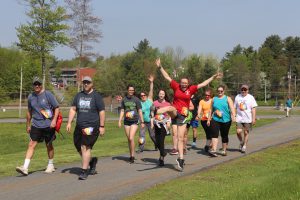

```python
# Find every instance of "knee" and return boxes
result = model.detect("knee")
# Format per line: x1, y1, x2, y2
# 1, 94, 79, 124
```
28, 141, 37, 149
222, 137, 229, 143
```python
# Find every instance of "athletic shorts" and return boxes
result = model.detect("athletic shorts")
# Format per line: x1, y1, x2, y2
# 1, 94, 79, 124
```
30, 126, 56, 143
73, 126, 99, 152
171, 113, 187, 126
124, 120, 139, 126
237, 123, 252, 132
190, 120, 199, 128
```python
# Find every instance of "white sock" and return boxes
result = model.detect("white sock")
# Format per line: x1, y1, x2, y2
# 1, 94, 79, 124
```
48, 159, 54, 166
23, 159, 30, 169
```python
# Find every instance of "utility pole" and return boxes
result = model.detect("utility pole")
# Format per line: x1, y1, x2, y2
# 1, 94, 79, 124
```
288, 65, 292, 97
295, 75, 297, 98
264, 79, 267, 103
19, 66, 23, 118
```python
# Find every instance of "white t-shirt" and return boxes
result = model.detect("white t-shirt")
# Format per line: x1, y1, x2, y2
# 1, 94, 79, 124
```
234, 94, 258, 123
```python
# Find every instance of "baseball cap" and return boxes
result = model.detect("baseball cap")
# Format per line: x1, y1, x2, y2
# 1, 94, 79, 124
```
32, 77, 42, 84
241, 84, 249, 90
82, 76, 92, 82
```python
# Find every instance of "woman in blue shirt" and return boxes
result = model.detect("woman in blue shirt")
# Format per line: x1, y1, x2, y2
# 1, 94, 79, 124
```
208, 85, 235, 157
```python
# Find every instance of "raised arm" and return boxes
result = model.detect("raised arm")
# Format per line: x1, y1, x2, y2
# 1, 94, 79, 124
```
148, 75, 154, 102
155, 58, 172, 82
197, 73, 223, 89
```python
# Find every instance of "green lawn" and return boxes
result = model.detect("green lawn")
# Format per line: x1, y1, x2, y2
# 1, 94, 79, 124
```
126, 139, 300, 200
0, 118, 277, 178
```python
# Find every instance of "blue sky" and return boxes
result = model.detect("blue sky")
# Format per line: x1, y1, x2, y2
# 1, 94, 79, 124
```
1, 0, 300, 60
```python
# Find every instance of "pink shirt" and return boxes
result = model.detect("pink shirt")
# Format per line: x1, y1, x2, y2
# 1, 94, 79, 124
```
153, 100, 171, 109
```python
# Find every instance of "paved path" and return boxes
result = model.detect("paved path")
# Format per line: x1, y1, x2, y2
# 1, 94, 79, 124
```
0, 116, 300, 200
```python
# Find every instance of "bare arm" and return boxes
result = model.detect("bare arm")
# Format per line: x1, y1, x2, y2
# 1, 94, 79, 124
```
148, 75, 154, 102
66, 106, 76, 132
197, 73, 223, 89
118, 109, 124, 128
227, 97, 236, 122
252, 107, 256, 125
50, 107, 60, 128
155, 58, 172, 82
26, 110, 32, 133
197, 102, 202, 119
138, 109, 145, 128
99, 110, 105, 135
207, 99, 214, 126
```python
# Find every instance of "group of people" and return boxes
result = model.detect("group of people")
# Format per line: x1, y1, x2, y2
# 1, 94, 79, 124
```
16, 58, 258, 180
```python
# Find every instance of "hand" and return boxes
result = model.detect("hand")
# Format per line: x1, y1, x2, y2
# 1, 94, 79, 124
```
214, 72, 223, 79
195, 116, 199, 120
50, 119, 56, 128
26, 126, 31, 134
155, 58, 161, 68
252, 119, 256, 126
148, 74, 154, 82
99, 127, 105, 136
118, 121, 122, 128
231, 115, 236, 123
207, 120, 211, 127
66, 123, 72, 133
115, 95, 123, 102
141, 123, 145, 128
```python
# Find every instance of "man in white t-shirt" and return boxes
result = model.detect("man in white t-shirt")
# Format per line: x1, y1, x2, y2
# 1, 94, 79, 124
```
234, 84, 258, 153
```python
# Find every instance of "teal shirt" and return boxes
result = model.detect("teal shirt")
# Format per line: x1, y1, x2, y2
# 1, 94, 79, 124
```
286, 99, 293, 108
141, 99, 153, 123
212, 95, 231, 123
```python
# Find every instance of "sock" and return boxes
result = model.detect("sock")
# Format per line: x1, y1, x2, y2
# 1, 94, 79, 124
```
48, 159, 54, 166
193, 137, 196, 142
23, 159, 30, 169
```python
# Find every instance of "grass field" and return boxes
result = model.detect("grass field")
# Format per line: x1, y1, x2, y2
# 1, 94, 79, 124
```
0, 118, 277, 178
126, 139, 300, 200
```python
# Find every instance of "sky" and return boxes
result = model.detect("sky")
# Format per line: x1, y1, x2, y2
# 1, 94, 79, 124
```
1, 0, 300, 60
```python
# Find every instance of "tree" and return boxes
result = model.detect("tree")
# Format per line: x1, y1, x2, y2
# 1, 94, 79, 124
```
16, 0, 69, 87
262, 35, 284, 59
65, 0, 102, 59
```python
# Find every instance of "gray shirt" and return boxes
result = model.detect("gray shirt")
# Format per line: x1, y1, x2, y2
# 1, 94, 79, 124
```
72, 90, 105, 128
28, 90, 59, 128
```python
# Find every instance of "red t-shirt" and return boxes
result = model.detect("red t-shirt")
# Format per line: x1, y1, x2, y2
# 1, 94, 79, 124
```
170, 80, 198, 113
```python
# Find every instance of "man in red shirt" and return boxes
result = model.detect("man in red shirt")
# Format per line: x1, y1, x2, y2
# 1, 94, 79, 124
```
155, 58, 222, 171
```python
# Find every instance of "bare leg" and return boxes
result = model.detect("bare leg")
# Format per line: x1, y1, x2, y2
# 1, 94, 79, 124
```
81, 145, 91, 169
25, 140, 38, 159
157, 106, 177, 119
177, 124, 187, 159
46, 143, 54, 159
172, 124, 178, 150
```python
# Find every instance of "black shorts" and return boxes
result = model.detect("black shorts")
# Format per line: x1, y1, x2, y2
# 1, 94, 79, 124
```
30, 126, 56, 143
172, 113, 187, 126
73, 126, 99, 152
124, 120, 139, 126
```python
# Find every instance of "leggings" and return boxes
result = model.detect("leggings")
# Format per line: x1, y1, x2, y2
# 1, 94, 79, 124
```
139, 122, 156, 150
211, 119, 232, 143
154, 123, 167, 157
200, 120, 212, 140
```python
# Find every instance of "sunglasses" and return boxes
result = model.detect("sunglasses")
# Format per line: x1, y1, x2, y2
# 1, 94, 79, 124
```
141, 94, 146, 97
217, 90, 224, 93
33, 82, 42, 86
205, 94, 211, 96
83, 81, 91, 85
241, 88, 248, 91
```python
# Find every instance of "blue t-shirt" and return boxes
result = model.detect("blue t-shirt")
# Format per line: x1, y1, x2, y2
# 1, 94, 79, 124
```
212, 95, 231, 123
286, 99, 293, 108
28, 90, 59, 128
141, 99, 153, 123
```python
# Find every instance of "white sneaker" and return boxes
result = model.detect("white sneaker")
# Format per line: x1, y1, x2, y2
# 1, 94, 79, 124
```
241, 146, 246, 153
45, 165, 55, 173
16, 166, 28, 176
239, 143, 244, 151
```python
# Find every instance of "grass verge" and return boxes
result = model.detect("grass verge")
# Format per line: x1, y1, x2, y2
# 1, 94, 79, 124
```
126, 139, 300, 200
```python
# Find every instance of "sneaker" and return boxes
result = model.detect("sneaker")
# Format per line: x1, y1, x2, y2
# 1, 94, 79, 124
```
176, 158, 184, 171
78, 169, 89, 180
204, 145, 210, 152
208, 149, 218, 157
241, 146, 246, 153
89, 157, 98, 175
44, 164, 55, 173
239, 143, 244, 152
191, 142, 196, 148
219, 148, 227, 156
129, 156, 135, 164
169, 148, 178, 155
16, 166, 28, 176
158, 158, 164, 166
166, 130, 170, 135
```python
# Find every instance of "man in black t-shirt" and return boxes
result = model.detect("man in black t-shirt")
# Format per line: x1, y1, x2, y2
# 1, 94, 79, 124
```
67, 76, 105, 180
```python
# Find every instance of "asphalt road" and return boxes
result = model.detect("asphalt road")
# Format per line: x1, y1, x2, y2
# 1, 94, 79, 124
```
0, 116, 299, 200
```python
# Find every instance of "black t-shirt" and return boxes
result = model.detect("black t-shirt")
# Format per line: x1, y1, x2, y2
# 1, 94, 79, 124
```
72, 90, 105, 128
121, 96, 142, 122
